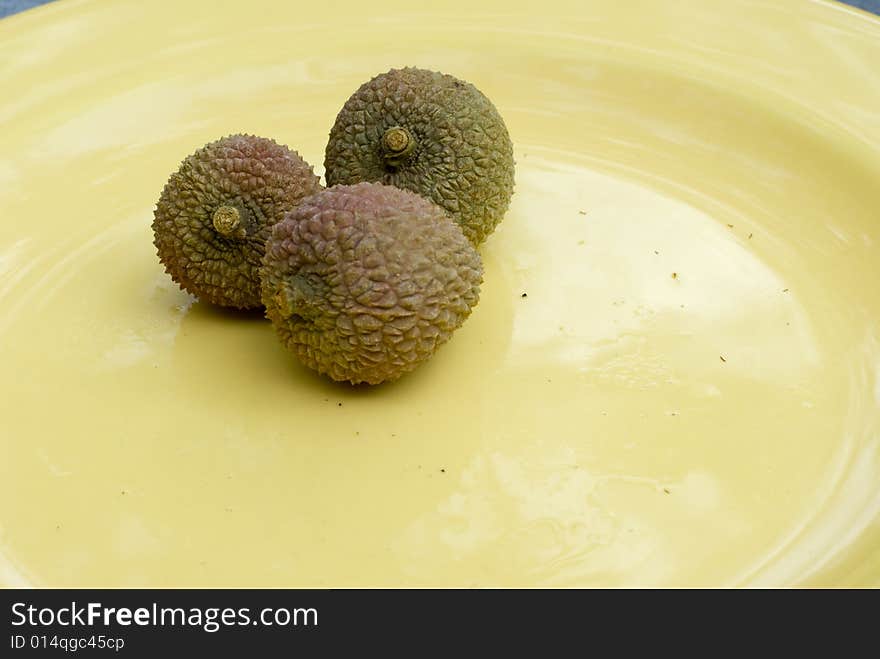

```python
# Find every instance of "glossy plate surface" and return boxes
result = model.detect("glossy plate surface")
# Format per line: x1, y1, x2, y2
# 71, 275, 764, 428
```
1, 0, 879, 586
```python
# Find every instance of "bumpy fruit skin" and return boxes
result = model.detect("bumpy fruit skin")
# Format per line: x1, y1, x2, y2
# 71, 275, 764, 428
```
152, 134, 321, 309
261, 183, 483, 385
324, 67, 515, 246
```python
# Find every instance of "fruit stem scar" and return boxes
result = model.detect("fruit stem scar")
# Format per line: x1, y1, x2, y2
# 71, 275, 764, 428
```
273, 275, 324, 321
274, 288, 295, 319
382, 126, 416, 163
383, 127, 411, 153
212, 205, 245, 238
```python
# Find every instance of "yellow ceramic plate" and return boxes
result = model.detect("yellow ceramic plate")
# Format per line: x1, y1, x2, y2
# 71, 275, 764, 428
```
1, 0, 879, 587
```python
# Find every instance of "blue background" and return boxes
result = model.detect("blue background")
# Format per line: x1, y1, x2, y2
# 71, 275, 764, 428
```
839, 0, 880, 10
2, 0, 880, 18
